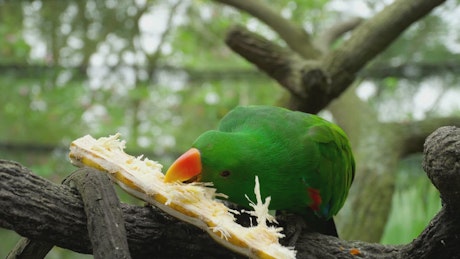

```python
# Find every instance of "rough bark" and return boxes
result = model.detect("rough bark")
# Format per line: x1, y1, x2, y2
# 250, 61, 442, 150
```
62, 169, 132, 259
0, 160, 238, 259
1, 126, 460, 258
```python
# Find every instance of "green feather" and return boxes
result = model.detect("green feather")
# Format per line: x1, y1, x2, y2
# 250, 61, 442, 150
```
192, 105, 355, 225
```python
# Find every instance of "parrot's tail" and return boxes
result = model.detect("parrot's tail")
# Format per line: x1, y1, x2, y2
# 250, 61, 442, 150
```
301, 211, 339, 237
317, 218, 338, 237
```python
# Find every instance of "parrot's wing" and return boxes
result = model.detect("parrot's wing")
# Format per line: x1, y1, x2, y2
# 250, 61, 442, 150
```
305, 123, 355, 218
217, 105, 355, 218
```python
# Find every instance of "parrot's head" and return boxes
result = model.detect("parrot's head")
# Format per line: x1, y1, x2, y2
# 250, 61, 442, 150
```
164, 130, 257, 204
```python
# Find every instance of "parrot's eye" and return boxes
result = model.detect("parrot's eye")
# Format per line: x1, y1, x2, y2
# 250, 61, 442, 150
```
220, 170, 231, 178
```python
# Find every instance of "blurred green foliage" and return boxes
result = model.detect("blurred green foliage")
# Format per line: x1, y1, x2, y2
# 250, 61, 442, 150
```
381, 155, 441, 244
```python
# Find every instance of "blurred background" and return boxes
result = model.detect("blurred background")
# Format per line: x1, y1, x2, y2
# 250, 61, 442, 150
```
1, 0, 458, 257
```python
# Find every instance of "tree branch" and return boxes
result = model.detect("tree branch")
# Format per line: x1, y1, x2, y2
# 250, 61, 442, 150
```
213, 0, 321, 59
423, 126, 460, 211
316, 17, 364, 51
0, 160, 238, 259
7, 238, 53, 259
63, 168, 132, 259
8, 168, 132, 259
323, 0, 445, 74
321, 0, 446, 104
223, 0, 446, 113
224, 26, 312, 99
1, 126, 460, 258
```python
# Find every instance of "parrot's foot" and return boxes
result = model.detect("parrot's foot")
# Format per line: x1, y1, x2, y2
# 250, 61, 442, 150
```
277, 213, 306, 247
288, 216, 305, 247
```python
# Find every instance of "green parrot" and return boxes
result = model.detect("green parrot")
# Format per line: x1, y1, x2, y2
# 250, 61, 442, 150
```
164, 105, 355, 237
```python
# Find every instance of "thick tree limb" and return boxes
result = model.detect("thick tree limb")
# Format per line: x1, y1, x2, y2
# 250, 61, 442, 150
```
7, 168, 132, 259
223, 0, 446, 113
1, 126, 460, 258
0, 160, 238, 259
225, 26, 320, 101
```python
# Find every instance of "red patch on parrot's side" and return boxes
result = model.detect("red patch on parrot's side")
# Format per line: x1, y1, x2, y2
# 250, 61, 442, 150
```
308, 188, 322, 211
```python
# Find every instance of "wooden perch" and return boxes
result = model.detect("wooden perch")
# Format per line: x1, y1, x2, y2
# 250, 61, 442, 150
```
0, 126, 460, 258
7, 168, 131, 259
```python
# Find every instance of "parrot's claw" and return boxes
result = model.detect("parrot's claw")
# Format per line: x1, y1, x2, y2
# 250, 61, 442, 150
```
277, 213, 306, 247
288, 215, 306, 247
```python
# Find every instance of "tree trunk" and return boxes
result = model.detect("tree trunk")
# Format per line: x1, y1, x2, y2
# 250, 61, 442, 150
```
330, 87, 460, 241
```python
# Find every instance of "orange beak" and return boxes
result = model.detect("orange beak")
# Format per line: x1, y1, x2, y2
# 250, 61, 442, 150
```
164, 148, 202, 183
